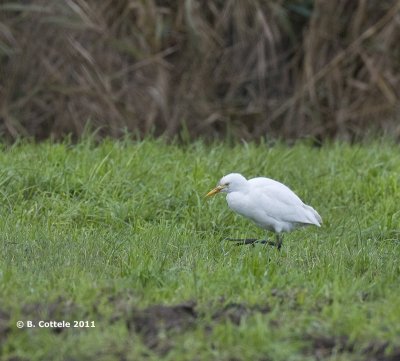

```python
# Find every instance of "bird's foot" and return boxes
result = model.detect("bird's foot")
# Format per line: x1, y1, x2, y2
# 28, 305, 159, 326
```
225, 238, 277, 247
225, 238, 258, 244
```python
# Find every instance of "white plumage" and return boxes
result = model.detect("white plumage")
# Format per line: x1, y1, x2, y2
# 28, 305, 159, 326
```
206, 173, 321, 249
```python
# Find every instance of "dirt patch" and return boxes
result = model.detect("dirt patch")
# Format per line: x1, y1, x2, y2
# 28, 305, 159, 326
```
212, 302, 270, 325
308, 335, 352, 360
126, 302, 197, 354
9, 294, 400, 361
0, 308, 11, 343
121, 300, 271, 355
362, 342, 400, 361
22, 296, 80, 334
306, 335, 400, 361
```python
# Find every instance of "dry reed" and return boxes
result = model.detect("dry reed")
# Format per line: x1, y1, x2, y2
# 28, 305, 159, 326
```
0, 0, 399, 141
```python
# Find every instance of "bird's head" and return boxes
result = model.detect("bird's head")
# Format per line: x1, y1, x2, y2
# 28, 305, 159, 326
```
206, 173, 247, 197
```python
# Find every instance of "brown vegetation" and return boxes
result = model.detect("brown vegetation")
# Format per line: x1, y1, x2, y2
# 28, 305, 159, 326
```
0, 0, 400, 141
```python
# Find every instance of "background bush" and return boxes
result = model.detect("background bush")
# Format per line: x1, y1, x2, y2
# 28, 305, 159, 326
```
0, 0, 400, 141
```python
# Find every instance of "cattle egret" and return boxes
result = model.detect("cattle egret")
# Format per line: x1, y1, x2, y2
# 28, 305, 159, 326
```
206, 173, 322, 250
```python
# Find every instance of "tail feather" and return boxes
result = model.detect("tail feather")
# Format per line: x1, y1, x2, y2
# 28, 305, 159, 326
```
304, 204, 322, 227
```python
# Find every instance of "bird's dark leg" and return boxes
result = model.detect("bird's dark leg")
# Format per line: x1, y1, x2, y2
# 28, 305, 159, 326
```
226, 234, 283, 250
225, 238, 276, 247
276, 234, 283, 251
225, 238, 258, 244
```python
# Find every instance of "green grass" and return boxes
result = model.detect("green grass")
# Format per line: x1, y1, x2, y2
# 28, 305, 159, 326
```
0, 138, 399, 360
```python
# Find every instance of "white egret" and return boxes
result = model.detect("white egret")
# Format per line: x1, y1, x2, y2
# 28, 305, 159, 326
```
206, 173, 322, 249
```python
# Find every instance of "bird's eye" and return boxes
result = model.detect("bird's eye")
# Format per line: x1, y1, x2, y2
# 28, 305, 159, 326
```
225, 182, 230, 186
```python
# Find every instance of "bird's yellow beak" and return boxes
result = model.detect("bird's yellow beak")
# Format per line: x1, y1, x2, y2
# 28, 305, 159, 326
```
206, 185, 224, 197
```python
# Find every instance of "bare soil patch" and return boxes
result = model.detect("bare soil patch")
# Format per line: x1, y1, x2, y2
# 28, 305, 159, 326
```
306, 335, 400, 361
127, 302, 197, 354
0, 308, 11, 344
22, 296, 80, 334
6, 295, 400, 360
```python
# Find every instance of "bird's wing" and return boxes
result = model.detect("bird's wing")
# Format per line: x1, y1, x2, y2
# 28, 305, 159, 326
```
248, 177, 304, 205
247, 177, 321, 225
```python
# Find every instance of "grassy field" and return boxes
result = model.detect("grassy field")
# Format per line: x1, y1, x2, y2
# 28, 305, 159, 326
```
0, 138, 399, 361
